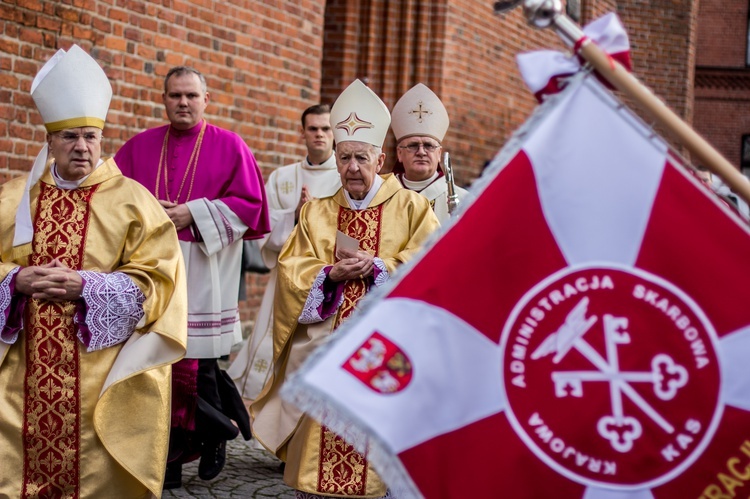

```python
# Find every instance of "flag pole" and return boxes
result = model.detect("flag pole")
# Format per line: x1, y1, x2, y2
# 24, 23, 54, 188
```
496, 0, 750, 207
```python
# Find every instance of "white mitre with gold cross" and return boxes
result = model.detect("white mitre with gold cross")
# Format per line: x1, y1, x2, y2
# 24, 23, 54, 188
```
391, 83, 449, 144
12, 44, 112, 255
330, 79, 391, 148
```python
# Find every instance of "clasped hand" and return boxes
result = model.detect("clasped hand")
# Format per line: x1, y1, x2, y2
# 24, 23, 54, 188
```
16, 259, 83, 301
329, 248, 374, 283
159, 200, 194, 231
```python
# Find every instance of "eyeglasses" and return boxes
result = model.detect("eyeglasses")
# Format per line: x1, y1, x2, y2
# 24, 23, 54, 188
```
54, 131, 102, 144
398, 142, 440, 153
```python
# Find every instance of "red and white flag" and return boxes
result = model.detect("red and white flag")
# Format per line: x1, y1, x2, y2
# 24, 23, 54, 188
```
284, 69, 750, 498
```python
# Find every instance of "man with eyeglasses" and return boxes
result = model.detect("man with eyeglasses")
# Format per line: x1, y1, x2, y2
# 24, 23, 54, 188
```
391, 83, 469, 223
0, 45, 187, 497
250, 80, 438, 499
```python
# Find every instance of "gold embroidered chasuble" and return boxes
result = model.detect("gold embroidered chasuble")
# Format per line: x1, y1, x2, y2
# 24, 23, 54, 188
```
0, 158, 187, 498
251, 174, 439, 497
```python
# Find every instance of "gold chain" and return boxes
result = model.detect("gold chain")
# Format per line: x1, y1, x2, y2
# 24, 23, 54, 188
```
155, 120, 207, 203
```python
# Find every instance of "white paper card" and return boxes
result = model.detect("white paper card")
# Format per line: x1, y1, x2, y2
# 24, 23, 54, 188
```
336, 230, 360, 258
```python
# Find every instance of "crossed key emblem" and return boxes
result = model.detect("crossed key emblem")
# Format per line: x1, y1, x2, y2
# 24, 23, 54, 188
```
531, 297, 689, 453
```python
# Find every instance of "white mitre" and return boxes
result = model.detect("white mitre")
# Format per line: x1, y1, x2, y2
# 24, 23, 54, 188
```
32, 44, 112, 132
12, 44, 112, 255
330, 79, 390, 148
391, 83, 449, 143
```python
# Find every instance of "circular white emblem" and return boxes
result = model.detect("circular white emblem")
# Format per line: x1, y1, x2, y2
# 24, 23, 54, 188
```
501, 265, 722, 490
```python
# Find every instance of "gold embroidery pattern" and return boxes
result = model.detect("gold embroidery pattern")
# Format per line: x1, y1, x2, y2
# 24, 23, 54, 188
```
316, 205, 383, 495
334, 205, 382, 328
317, 426, 368, 496
280, 180, 295, 195
22, 183, 96, 498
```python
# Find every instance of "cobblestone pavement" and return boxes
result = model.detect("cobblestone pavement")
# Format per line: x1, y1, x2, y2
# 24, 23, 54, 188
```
162, 340, 295, 498
163, 438, 294, 498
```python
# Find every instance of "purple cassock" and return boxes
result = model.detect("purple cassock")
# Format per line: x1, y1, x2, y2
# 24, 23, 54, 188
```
115, 120, 270, 242
115, 118, 270, 361
114, 119, 269, 476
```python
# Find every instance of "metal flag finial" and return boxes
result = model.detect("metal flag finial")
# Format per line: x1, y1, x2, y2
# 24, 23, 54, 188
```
492, 0, 564, 29
523, 0, 563, 28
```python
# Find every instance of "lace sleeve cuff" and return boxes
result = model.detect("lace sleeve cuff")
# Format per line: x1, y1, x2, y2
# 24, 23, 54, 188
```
299, 266, 345, 324
0, 267, 24, 344
372, 257, 389, 287
76, 271, 146, 352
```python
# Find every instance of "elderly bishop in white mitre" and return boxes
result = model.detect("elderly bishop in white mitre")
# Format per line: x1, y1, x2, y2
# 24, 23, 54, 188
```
250, 79, 439, 498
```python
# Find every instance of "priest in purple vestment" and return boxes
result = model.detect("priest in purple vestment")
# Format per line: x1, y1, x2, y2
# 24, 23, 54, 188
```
115, 66, 270, 489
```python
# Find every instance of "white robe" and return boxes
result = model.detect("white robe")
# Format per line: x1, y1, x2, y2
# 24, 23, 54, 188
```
184, 198, 249, 358
402, 172, 470, 223
228, 155, 341, 399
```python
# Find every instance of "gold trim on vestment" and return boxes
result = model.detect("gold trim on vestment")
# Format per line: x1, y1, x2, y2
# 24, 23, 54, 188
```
285, 416, 387, 498
22, 182, 96, 496
289, 203, 387, 497
252, 175, 439, 498
0, 159, 188, 497
9, 243, 32, 260
44, 117, 105, 132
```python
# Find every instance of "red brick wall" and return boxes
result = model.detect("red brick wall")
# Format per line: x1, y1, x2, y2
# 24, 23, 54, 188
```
694, 95, 750, 168
0, 0, 328, 322
439, 4, 560, 184
320, 0, 360, 105
582, 0, 618, 21
696, 0, 748, 68
693, 0, 750, 169
617, 0, 700, 132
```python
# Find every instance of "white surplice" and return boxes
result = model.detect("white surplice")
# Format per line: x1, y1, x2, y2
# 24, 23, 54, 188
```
401, 171, 470, 223
228, 155, 341, 398
184, 198, 249, 358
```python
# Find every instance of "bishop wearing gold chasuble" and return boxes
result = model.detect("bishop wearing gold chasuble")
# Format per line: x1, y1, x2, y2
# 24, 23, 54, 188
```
251, 80, 439, 499
0, 45, 186, 498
